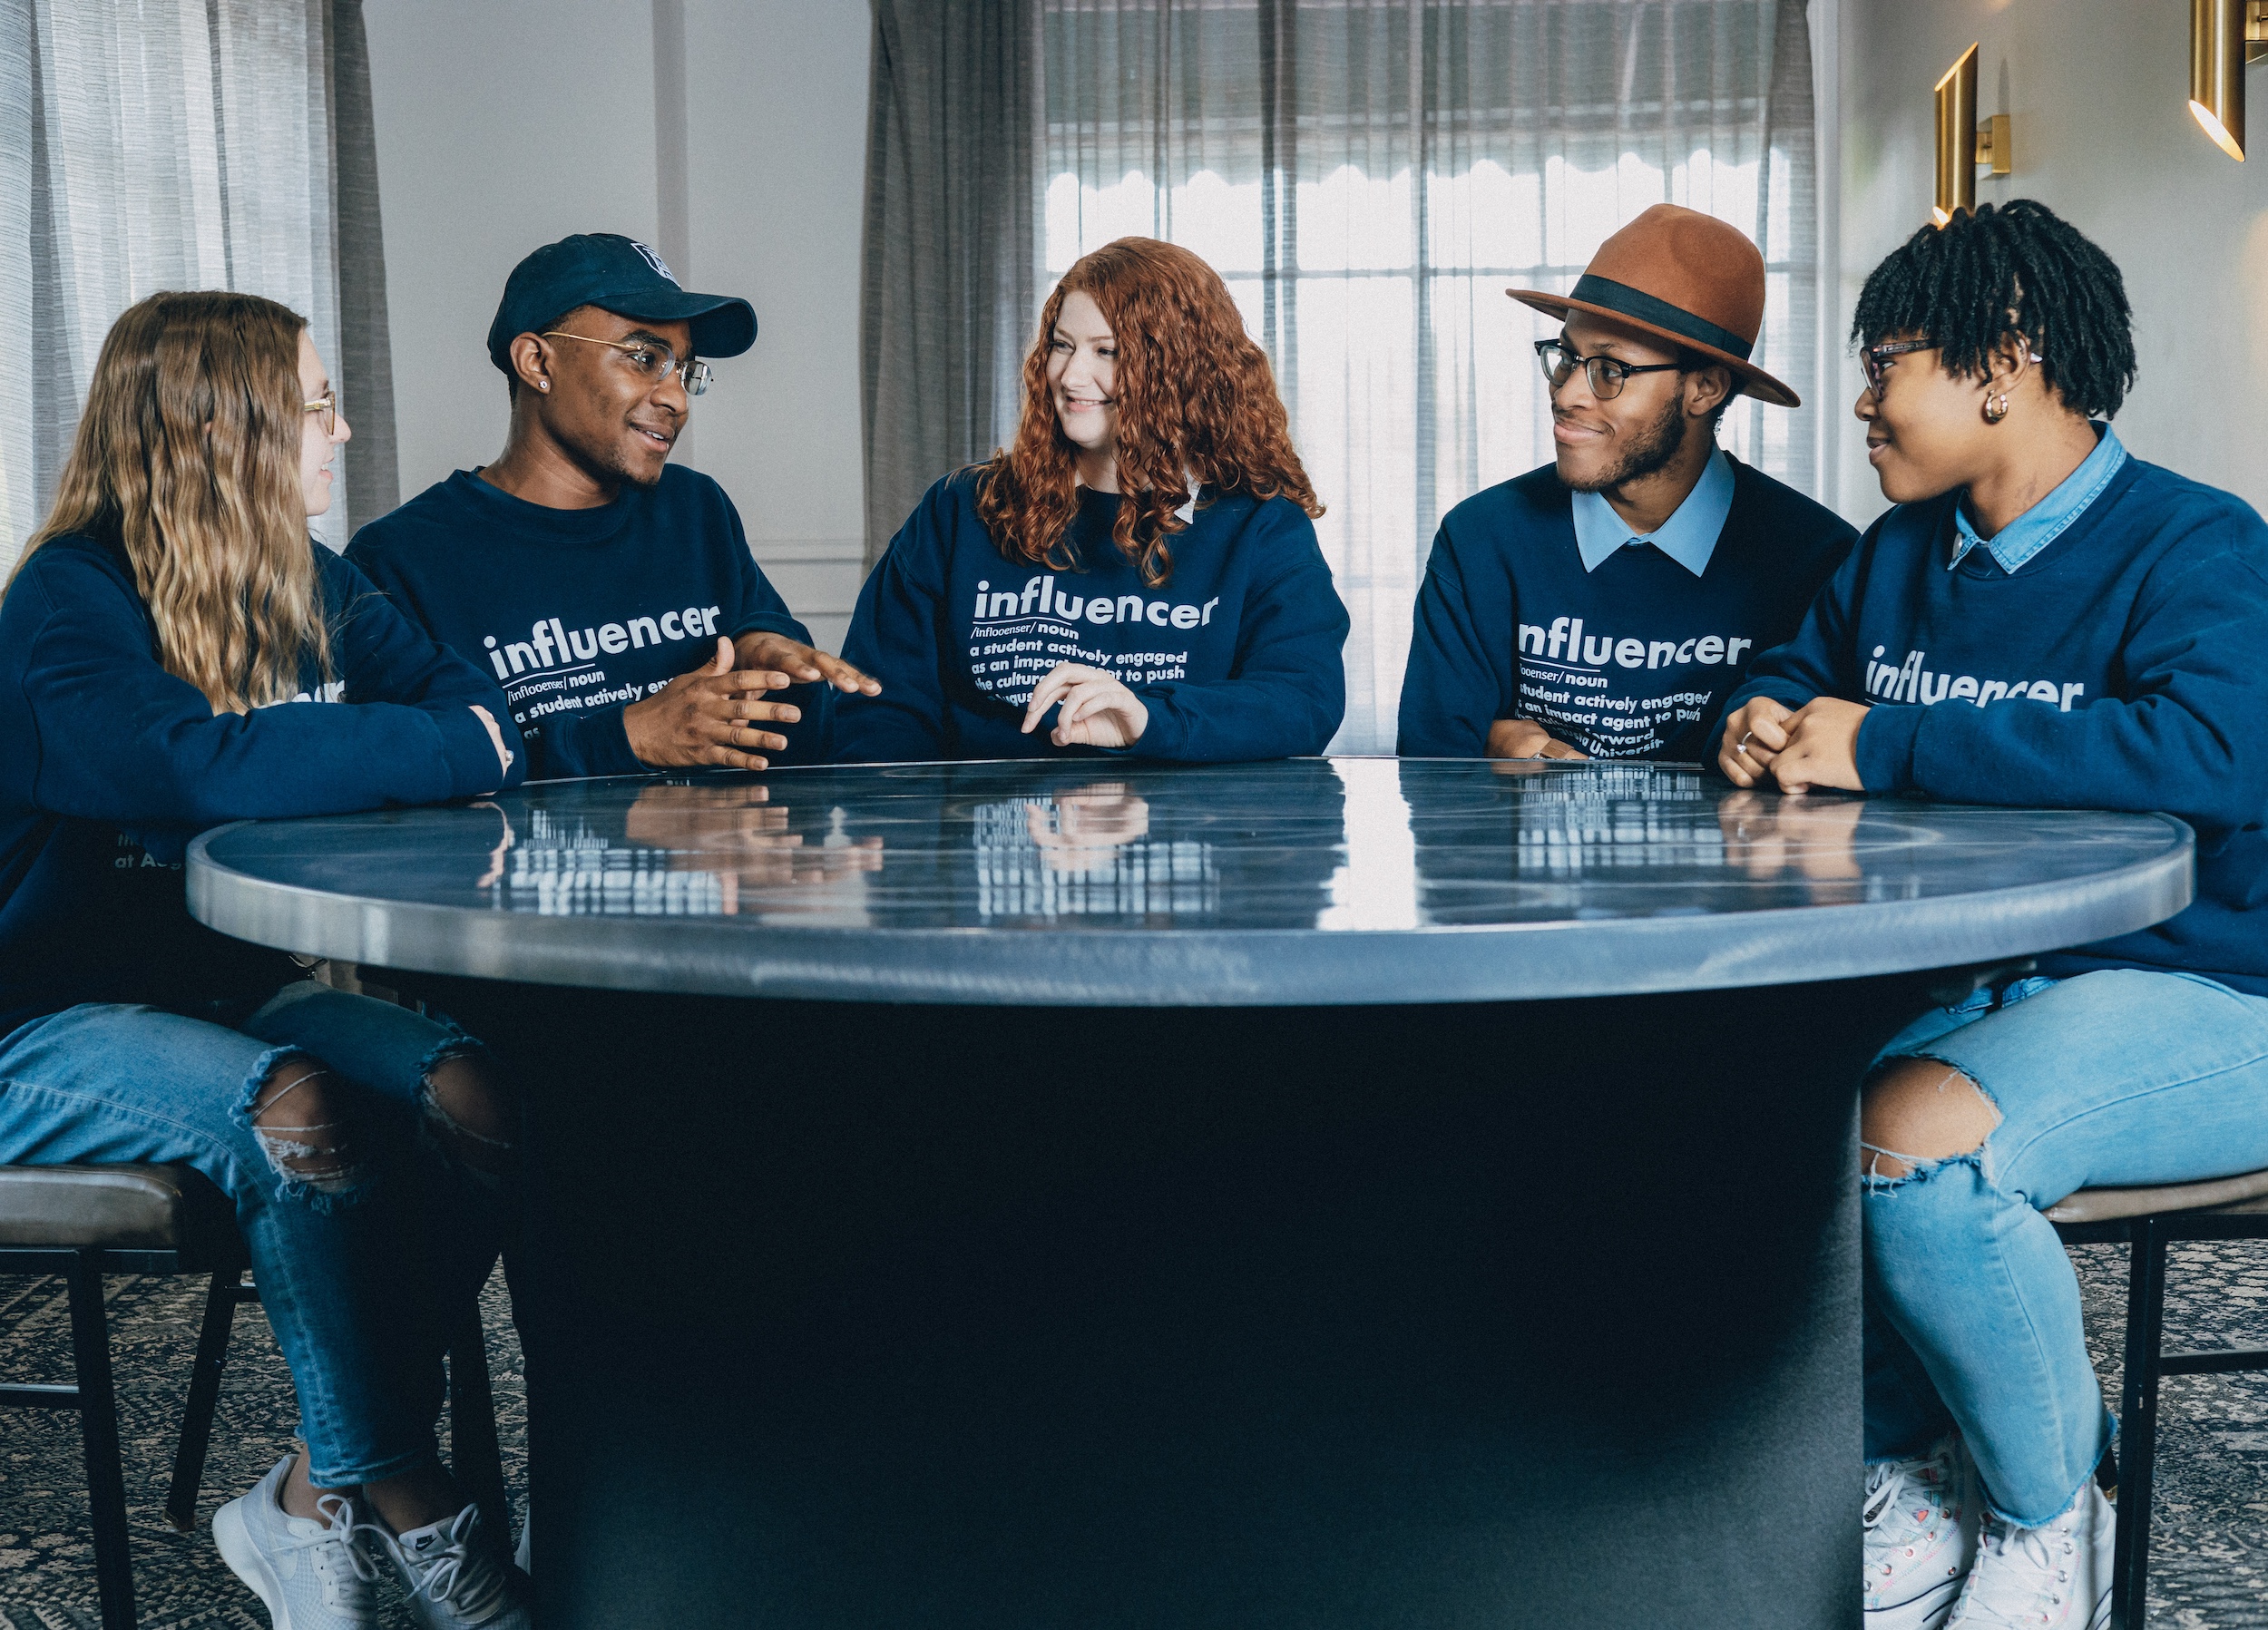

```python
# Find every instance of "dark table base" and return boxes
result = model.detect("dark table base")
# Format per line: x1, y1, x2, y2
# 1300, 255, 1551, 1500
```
427, 975, 1934, 1629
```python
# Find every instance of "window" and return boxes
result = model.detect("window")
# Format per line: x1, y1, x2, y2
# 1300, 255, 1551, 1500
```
1041, 0, 1816, 750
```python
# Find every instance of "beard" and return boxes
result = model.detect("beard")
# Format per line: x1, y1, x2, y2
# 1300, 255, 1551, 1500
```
1559, 388, 1689, 493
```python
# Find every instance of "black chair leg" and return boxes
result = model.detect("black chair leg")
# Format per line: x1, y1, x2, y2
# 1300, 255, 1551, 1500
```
64, 1250, 136, 1630
448, 1305, 510, 1543
2112, 1217, 2169, 1630
165, 1269, 244, 1531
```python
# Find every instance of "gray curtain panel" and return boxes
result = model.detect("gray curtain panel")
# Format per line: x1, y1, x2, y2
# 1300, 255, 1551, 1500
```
327, 0, 399, 545
866, 0, 1817, 752
860, 0, 1045, 571
0, 0, 397, 573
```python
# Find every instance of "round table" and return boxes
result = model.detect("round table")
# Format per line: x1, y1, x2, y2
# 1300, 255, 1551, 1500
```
189, 758, 2191, 1629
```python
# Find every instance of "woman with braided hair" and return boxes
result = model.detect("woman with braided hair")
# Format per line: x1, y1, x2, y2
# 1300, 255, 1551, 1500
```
1717, 200, 2268, 1628
836, 237, 1349, 762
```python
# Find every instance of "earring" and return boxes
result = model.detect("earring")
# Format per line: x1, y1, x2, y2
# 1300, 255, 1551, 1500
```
1983, 393, 2009, 424
538, 381, 550, 393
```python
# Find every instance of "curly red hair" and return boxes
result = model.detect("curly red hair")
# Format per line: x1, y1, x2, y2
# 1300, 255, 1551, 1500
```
974, 237, 1323, 588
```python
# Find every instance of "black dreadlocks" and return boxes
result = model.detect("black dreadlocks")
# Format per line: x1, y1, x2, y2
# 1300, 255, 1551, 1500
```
1851, 200, 2136, 420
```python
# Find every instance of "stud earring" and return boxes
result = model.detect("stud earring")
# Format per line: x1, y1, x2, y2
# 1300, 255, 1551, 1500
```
1983, 393, 2009, 424
538, 381, 550, 393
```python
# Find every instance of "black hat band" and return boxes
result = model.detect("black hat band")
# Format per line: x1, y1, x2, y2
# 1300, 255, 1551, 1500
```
1569, 274, 1755, 362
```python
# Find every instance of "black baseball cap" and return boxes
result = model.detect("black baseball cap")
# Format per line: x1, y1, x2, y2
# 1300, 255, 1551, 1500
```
486, 232, 758, 376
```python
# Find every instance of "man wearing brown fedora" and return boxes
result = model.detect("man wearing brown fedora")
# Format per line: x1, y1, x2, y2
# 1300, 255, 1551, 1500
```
1397, 204, 1854, 763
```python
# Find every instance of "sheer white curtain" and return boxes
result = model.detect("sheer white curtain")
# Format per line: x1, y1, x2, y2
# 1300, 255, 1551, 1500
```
1041, 0, 1817, 751
0, 0, 395, 575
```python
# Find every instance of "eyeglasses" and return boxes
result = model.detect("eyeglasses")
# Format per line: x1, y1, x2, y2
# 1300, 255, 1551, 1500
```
1534, 339, 1682, 401
541, 330, 713, 396
1860, 338, 2045, 395
303, 390, 338, 436
1859, 339, 1934, 395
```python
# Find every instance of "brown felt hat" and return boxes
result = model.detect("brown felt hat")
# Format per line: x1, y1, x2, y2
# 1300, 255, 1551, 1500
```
1507, 203, 1798, 409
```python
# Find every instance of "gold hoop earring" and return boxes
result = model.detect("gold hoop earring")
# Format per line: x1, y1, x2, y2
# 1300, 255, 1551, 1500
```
1983, 393, 2009, 425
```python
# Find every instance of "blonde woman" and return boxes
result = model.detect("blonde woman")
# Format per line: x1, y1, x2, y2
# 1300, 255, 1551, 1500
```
0, 292, 532, 1629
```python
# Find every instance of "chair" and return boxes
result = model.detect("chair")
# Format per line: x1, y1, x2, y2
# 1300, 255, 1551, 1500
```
2048, 1167, 2268, 1630
0, 1163, 507, 1630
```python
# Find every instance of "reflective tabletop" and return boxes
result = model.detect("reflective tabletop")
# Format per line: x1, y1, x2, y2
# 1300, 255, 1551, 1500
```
186, 757, 2193, 1006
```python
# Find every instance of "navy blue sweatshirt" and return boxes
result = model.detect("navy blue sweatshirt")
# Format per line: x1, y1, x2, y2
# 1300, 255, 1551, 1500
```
1398, 456, 1854, 762
836, 473, 1349, 763
347, 465, 823, 779
0, 535, 524, 1036
1723, 453, 2268, 994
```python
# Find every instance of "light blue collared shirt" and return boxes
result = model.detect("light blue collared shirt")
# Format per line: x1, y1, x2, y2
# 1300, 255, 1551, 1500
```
1570, 447, 1735, 578
1950, 423, 2128, 574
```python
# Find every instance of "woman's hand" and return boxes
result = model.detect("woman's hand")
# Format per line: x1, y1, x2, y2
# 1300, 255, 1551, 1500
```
1022, 663, 1149, 749
1484, 717, 1587, 761
1718, 697, 1794, 787
469, 705, 513, 787
1768, 698, 1870, 794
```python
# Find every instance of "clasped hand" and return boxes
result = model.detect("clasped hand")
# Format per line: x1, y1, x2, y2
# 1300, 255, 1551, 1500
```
623, 637, 805, 770
1021, 662, 1149, 749
624, 633, 882, 771
1717, 695, 1870, 794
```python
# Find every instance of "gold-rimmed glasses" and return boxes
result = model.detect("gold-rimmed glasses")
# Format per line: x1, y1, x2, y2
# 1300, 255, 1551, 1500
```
303, 389, 338, 436
540, 330, 714, 396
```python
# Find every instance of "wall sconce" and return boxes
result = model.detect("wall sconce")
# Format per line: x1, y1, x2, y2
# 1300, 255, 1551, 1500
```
2190, 0, 2268, 161
1932, 45, 2012, 226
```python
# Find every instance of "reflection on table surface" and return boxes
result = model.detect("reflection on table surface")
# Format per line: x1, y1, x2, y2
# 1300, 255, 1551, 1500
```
192, 758, 2189, 939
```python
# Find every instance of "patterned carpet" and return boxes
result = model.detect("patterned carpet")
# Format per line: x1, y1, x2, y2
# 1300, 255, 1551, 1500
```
0, 1265, 524, 1630
2, 1244, 2265, 1626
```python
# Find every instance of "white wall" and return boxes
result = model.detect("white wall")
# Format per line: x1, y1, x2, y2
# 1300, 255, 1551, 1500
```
1834, 0, 2268, 527
364, 0, 870, 651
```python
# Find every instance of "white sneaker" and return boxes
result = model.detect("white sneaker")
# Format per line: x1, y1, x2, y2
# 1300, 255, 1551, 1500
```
378, 1500, 534, 1628
1946, 1478, 2114, 1629
1865, 1434, 1981, 1628
212, 1455, 384, 1628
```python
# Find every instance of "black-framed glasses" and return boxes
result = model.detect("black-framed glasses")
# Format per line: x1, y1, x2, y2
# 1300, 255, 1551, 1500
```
541, 329, 714, 396
1860, 337, 2044, 395
1533, 339, 1682, 401
302, 389, 337, 436
1859, 339, 1934, 395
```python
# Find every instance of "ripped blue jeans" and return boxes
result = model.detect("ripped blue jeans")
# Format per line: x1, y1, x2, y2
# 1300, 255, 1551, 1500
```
1864, 968, 2268, 1525
0, 981, 509, 1487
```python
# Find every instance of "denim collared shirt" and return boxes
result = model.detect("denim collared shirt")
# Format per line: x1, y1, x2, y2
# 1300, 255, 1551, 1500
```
1570, 447, 1735, 578
1950, 424, 2128, 573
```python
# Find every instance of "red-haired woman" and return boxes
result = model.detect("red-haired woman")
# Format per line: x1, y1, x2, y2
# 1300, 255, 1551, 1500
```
836, 237, 1349, 761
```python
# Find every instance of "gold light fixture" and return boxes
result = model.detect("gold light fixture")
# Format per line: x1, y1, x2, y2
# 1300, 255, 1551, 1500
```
2190, 0, 2268, 161
1931, 45, 2011, 227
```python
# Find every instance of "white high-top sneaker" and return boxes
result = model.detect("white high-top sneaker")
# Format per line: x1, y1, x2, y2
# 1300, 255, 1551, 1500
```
1945, 1477, 2115, 1629
1865, 1434, 1981, 1628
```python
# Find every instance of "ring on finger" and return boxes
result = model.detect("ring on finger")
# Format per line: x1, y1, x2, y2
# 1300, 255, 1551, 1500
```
1737, 732, 1754, 753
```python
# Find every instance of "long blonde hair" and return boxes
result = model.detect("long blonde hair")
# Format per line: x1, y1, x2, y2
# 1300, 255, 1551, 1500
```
12, 289, 330, 713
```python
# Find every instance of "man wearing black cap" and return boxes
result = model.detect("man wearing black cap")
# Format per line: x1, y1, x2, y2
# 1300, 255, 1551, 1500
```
348, 232, 875, 779
1397, 205, 1854, 764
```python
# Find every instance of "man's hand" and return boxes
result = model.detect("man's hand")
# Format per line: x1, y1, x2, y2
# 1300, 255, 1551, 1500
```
1718, 697, 1794, 787
1022, 663, 1149, 749
734, 630, 881, 697
1485, 717, 1587, 761
623, 637, 801, 769
1767, 698, 1870, 795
